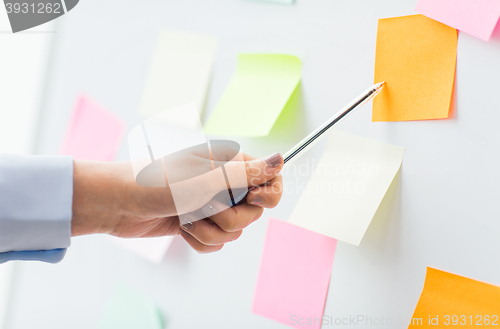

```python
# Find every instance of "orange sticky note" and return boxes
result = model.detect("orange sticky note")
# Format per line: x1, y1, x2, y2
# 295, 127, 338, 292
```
409, 267, 500, 328
373, 15, 457, 122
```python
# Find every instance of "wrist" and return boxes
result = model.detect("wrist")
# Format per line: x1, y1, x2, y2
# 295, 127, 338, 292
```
71, 161, 128, 236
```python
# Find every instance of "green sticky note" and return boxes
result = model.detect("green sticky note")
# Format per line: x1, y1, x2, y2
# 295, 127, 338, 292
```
204, 54, 302, 136
99, 283, 163, 329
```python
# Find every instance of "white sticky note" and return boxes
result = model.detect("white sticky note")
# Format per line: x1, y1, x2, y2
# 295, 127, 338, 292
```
142, 103, 206, 159
128, 103, 207, 188
139, 30, 217, 128
109, 236, 175, 264
289, 130, 404, 246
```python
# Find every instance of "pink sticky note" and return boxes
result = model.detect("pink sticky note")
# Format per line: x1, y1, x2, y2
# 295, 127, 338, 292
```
252, 219, 337, 329
416, 0, 500, 41
60, 96, 125, 161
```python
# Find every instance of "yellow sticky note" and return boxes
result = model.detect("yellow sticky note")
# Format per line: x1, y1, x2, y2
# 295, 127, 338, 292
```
139, 30, 217, 128
288, 130, 404, 246
409, 267, 500, 328
373, 14, 457, 122
204, 54, 301, 136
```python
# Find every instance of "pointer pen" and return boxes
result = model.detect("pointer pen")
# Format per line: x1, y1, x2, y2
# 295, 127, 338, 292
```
229, 81, 386, 206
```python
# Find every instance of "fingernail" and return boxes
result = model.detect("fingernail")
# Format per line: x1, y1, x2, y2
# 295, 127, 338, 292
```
250, 195, 264, 205
201, 203, 217, 218
182, 222, 193, 231
264, 152, 282, 168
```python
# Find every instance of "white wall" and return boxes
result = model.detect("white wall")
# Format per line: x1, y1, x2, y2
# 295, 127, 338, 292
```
0, 6, 53, 155
0, 263, 14, 329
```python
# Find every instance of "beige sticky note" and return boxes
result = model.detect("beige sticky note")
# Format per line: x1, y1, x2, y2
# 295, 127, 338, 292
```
139, 30, 217, 128
289, 130, 404, 246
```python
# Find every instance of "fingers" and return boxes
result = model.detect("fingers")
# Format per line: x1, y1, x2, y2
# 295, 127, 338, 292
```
200, 200, 264, 232
246, 174, 283, 208
177, 152, 284, 254
180, 216, 242, 245
222, 152, 283, 188
179, 199, 265, 253
180, 229, 224, 254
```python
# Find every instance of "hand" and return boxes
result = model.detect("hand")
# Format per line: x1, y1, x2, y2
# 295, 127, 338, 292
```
71, 152, 283, 253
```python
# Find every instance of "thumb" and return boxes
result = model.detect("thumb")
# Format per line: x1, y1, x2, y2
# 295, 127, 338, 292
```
223, 152, 283, 189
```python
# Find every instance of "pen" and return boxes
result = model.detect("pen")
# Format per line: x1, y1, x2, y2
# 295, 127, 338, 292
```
229, 81, 386, 206
283, 81, 385, 164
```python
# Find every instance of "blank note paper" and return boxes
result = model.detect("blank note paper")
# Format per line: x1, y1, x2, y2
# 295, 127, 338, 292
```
139, 30, 217, 126
289, 130, 404, 246
373, 14, 457, 122
253, 219, 337, 329
99, 283, 163, 329
204, 54, 302, 136
60, 96, 125, 161
416, 0, 500, 41
409, 267, 500, 328
108, 236, 175, 264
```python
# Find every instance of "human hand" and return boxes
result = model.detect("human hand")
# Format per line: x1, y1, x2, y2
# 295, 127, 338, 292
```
71, 152, 283, 253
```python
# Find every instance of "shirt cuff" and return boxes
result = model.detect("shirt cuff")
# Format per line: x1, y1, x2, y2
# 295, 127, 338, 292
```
0, 154, 73, 254
0, 249, 67, 264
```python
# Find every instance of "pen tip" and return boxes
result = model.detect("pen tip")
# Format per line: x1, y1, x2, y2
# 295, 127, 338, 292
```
369, 82, 385, 99
374, 81, 385, 90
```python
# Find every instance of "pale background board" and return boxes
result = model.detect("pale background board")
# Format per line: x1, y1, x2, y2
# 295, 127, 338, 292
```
0, 263, 14, 329
0, 6, 53, 155
4, 0, 500, 328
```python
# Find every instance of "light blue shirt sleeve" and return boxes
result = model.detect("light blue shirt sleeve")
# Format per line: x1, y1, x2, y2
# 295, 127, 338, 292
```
0, 154, 73, 264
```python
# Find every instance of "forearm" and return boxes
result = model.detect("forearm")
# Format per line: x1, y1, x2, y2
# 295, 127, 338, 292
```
70, 160, 174, 237
71, 161, 131, 236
